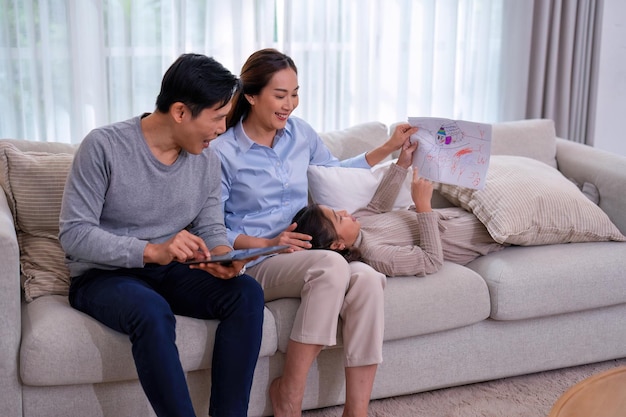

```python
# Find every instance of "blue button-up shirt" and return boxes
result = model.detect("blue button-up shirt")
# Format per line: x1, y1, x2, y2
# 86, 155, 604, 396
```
211, 116, 370, 262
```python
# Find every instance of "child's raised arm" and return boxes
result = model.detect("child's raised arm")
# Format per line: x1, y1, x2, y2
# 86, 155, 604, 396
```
411, 167, 433, 213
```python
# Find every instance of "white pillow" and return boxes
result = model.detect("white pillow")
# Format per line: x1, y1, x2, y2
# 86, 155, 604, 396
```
307, 160, 413, 214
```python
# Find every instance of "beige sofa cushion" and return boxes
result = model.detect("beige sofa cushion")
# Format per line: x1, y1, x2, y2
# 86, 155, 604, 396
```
491, 118, 557, 168
265, 262, 491, 353
468, 241, 626, 320
318, 121, 389, 160
437, 155, 626, 246
20, 295, 279, 385
0, 143, 73, 301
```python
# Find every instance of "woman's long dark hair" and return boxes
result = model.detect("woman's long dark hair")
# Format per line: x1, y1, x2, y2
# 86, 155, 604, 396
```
226, 48, 298, 129
292, 204, 362, 263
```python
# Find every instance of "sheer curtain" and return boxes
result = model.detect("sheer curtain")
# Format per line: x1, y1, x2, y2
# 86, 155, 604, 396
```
1, 0, 534, 144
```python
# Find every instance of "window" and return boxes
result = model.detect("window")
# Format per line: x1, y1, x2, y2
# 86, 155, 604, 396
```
0, 0, 531, 143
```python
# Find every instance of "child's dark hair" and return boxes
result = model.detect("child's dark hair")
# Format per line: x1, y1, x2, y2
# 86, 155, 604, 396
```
292, 204, 362, 263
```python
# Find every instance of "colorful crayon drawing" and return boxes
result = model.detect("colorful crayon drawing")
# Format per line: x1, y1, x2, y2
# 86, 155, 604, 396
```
407, 117, 492, 189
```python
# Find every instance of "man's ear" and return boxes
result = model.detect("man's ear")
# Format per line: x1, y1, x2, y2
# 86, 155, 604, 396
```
170, 102, 186, 123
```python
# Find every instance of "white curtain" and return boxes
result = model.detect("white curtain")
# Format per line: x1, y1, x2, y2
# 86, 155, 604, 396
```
1, 0, 535, 144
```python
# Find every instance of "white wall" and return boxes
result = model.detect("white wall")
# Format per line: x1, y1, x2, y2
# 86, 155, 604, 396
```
592, 0, 626, 156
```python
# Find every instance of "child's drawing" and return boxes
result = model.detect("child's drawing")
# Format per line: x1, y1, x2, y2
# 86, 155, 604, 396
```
408, 117, 492, 189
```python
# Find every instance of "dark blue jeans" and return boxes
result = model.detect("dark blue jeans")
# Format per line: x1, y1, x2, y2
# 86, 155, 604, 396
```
68, 262, 264, 417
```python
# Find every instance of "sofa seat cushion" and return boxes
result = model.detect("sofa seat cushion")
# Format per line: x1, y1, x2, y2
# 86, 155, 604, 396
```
467, 242, 626, 321
382, 262, 491, 340
265, 262, 490, 353
20, 295, 278, 386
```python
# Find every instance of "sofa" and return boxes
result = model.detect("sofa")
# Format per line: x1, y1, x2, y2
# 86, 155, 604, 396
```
2, 118, 626, 417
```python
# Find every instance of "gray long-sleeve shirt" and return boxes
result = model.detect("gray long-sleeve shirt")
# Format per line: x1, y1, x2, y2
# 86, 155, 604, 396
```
59, 116, 230, 277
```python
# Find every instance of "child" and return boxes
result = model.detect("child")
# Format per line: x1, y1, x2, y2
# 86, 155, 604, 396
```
293, 140, 506, 277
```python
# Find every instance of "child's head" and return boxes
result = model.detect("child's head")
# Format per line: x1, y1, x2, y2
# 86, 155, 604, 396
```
292, 204, 362, 262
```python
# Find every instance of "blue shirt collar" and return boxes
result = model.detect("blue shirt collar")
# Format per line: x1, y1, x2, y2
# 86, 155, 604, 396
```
233, 117, 290, 152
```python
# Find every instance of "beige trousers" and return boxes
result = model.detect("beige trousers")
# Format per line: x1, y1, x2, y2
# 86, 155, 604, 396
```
247, 250, 386, 367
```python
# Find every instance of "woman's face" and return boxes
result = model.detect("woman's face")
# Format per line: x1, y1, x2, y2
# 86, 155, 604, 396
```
320, 206, 360, 247
248, 67, 299, 131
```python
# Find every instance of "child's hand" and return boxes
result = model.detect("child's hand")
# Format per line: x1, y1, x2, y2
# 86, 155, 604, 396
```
411, 167, 433, 213
397, 139, 418, 169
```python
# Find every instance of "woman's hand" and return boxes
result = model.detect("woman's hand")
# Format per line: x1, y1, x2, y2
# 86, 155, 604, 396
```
386, 123, 419, 151
411, 167, 433, 213
397, 139, 418, 169
365, 123, 419, 166
269, 222, 312, 251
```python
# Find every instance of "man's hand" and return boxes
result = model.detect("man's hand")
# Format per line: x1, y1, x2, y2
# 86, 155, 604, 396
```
189, 259, 249, 279
143, 230, 210, 265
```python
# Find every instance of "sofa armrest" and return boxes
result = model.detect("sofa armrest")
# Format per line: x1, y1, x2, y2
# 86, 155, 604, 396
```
556, 138, 626, 234
0, 189, 22, 416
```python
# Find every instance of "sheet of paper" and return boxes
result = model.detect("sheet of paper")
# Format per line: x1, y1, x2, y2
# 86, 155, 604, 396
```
408, 117, 492, 189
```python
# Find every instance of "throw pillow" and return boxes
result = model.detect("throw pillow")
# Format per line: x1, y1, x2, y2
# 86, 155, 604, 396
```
436, 155, 626, 246
318, 121, 389, 161
308, 160, 413, 214
490, 119, 558, 168
0, 143, 73, 302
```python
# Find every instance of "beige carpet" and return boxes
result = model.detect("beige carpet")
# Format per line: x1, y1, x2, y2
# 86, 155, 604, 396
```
302, 358, 626, 417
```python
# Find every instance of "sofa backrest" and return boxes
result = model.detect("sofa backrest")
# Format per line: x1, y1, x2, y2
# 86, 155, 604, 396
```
0, 138, 77, 154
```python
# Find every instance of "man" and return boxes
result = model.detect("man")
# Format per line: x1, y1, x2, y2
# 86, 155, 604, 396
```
59, 53, 264, 417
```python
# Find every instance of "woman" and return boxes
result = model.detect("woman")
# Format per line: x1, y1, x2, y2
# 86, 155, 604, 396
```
210, 48, 416, 417
292, 140, 507, 277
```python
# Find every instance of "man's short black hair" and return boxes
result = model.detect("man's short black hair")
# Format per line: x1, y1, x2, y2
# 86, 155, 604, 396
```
155, 53, 240, 117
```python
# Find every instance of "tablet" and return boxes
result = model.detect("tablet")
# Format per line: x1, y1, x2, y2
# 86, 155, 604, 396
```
182, 245, 290, 265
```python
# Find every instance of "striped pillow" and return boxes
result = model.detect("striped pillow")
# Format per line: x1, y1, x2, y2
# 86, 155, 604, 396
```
0, 143, 73, 301
437, 155, 626, 246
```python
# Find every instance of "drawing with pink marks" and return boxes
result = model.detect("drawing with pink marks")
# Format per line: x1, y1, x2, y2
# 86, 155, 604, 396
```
408, 117, 492, 189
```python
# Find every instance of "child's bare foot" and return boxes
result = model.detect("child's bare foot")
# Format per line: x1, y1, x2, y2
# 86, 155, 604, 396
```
269, 377, 300, 417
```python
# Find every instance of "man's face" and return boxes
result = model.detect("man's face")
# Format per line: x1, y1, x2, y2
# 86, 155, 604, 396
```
177, 101, 232, 154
